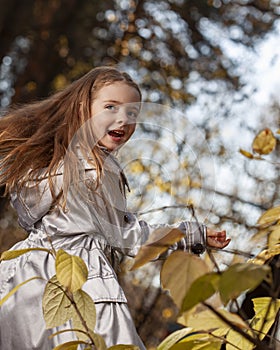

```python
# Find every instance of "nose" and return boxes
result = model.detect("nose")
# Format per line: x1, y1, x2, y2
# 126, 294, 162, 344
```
116, 108, 129, 125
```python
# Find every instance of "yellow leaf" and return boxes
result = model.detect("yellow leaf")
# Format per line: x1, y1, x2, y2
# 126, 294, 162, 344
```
131, 228, 184, 270
161, 251, 210, 308
91, 333, 107, 350
49, 328, 89, 339
257, 206, 280, 226
42, 275, 73, 328
226, 329, 254, 350
268, 227, 280, 248
239, 149, 254, 159
108, 345, 140, 349
252, 128, 276, 155
185, 308, 247, 332
72, 290, 96, 341
170, 333, 222, 350
157, 328, 193, 350
53, 340, 88, 350
250, 226, 275, 243
249, 245, 280, 265
252, 297, 280, 340
0, 276, 43, 306
0, 248, 52, 261
56, 250, 88, 292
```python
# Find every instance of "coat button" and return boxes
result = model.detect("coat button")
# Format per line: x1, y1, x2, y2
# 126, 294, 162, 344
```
191, 243, 205, 255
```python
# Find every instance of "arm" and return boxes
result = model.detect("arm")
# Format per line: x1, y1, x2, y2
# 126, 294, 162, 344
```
83, 160, 230, 256
121, 216, 230, 257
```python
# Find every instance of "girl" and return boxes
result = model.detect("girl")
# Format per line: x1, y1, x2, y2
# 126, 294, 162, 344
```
0, 66, 230, 349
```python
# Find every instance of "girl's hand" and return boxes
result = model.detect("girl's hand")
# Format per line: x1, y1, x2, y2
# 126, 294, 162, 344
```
206, 228, 231, 249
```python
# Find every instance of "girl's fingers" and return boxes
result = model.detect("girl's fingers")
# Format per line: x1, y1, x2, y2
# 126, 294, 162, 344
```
206, 229, 231, 248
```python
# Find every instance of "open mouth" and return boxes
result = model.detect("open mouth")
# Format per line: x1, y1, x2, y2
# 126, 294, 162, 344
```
108, 129, 125, 138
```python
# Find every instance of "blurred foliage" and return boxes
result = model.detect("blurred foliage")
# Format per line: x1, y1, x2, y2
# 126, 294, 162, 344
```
0, 0, 278, 105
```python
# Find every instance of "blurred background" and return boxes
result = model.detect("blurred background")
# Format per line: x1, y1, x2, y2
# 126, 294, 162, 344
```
0, 0, 280, 348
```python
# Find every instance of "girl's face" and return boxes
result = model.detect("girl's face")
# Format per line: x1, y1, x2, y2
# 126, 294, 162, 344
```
90, 82, 141, 151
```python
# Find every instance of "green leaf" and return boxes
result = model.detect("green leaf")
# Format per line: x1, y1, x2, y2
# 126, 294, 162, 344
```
131, 227, 184, 270
157, 327, 193, 350
72, 289, 96, 340
219, 263, 271, 305
42, 275, 73, 328
0, 248, 52, 261
181, 272, 220, 312
0, 276, 44, 306
56, 249, 88, 292
251, 297, 280, 340
161, 251, 210, 308
53, 340, 88, 350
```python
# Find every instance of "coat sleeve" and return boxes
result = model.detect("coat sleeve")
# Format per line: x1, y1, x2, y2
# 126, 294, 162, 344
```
118, 212, 207, 257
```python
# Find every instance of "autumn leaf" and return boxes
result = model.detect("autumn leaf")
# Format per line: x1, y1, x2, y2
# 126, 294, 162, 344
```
226, 329, 254, 350
257, 206, 280, 227
53, 340, 88, 350
55, 250, 88, 292
0, 247, 52, 261
131, 227, 184, 270
157, 328, 193, 350
239, 149, 254, 159
161, 251, 209, 308
168, 333, 222, 350
71, 289, 96, 340
251, 297, 280, 340
0, 276, 43, 306
249, 245, 280, 265
252, 128, 276, 155
42, 275, 73, 328
268, 226, 280, 248
185, 308, 247, 332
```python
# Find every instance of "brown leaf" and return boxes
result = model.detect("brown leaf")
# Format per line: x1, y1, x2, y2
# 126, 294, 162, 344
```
161, 251, 209, 308
131, 227, 184, 270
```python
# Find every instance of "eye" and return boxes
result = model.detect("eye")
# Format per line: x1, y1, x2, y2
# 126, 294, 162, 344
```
105, 104, 118, 111
127, 110, 139, 120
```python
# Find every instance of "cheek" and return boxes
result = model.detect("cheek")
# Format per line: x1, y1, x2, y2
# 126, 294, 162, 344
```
92, 112, 111, 129
128, 124, 136, 137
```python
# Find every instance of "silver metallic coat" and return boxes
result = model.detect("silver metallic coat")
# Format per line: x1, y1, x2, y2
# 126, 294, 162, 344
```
0, 153, 206, 349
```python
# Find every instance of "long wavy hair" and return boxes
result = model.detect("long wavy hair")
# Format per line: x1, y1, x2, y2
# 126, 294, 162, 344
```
0, 66, 141, 207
